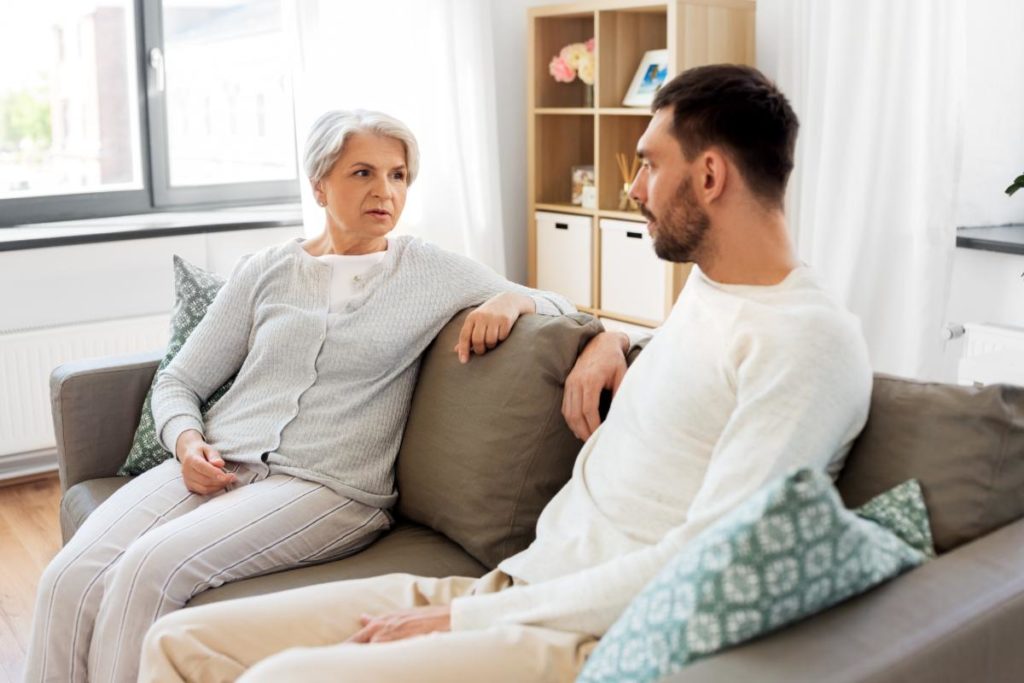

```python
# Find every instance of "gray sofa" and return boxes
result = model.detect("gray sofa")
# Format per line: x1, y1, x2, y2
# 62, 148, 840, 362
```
51, 311, 1024, 681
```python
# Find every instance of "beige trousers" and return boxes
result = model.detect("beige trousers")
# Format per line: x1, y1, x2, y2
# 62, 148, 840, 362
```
140, 570, 597, 683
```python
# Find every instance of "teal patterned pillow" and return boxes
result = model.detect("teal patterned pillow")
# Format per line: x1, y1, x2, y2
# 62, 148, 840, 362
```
577, 470, 933, 683
118, 256, 233, 475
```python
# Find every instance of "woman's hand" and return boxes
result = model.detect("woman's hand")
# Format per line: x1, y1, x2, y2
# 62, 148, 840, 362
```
454, 292, 535, 363
176, 429, 237, 495
346, 606, 451, 643
562, 331, 630, 441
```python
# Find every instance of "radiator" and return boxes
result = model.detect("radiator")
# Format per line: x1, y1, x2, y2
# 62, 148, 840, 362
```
0, 315, 168, 473
958, 322, 1024, 387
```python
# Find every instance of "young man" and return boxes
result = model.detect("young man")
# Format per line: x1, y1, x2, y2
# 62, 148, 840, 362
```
138, 65, 872, 683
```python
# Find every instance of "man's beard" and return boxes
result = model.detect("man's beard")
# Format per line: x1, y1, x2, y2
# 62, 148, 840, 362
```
639, 179, 710, 263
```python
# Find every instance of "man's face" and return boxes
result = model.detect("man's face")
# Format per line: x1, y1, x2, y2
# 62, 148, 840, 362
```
629, 107, 711, 264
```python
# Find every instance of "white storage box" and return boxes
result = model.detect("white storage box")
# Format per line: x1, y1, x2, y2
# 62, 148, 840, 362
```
536, 211, 592, 308
599, 219, 667, 322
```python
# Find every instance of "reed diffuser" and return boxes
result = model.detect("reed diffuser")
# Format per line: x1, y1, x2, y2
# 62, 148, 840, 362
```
615, 152, 640, 211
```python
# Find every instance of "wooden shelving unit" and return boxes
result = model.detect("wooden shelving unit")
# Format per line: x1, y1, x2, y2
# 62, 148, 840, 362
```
527, 0, 755, 327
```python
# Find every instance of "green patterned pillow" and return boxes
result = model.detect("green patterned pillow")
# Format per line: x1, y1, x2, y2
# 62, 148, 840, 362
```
577, 470, 933, 683
118, 256, 233, 475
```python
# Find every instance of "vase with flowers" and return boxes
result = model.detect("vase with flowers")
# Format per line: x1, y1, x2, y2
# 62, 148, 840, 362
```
549, 38, 596, 107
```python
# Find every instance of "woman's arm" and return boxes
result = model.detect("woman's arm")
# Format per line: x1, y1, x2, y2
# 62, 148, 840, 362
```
151, 254, 260, 456
430, 244, 577, 361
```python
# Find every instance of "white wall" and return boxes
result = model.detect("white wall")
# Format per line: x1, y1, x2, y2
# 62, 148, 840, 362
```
0, 228, 302, 332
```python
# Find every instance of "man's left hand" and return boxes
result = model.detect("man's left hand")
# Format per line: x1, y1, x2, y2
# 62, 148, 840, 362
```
346, 606, 452, 643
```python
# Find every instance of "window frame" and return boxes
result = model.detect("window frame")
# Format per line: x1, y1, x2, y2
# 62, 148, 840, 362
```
0, 0, 299, 229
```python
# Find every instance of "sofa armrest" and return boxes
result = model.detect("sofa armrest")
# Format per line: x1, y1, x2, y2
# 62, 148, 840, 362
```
666, 518, 1024, 682
50, 350, 163, 492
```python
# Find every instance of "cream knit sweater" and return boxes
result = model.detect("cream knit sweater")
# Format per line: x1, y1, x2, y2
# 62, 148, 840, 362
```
450, 264, 873, 636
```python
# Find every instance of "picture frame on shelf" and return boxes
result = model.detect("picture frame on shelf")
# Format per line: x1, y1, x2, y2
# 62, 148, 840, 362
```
622, 49, 669, 107
571, 164, 595, 207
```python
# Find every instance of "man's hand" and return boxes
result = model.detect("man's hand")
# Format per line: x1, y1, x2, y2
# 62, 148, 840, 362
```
176, 429, 236, 495
346, 606, 451, 644
562, 331, 630, 441
454, 292, 535, 363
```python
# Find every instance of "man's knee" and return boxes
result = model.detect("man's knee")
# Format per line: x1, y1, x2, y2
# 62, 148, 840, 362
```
238, 647, 321, 683
141, 609, 243, 683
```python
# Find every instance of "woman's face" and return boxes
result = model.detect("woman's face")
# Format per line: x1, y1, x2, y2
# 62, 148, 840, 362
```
314, 133, 409, 241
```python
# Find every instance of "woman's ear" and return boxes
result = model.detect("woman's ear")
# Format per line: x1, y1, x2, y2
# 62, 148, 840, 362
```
312, 181, 326, 207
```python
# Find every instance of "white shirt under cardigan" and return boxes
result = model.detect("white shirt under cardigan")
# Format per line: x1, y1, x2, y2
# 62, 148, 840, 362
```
317, 249, 388, 313
151, 235, 575, 509
450, 264, 873, 637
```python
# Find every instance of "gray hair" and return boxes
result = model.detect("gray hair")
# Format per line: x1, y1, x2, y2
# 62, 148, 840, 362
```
303, 109, 421, 187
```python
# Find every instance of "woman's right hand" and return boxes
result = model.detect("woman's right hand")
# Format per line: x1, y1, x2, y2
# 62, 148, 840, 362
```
175, 429, 237, 495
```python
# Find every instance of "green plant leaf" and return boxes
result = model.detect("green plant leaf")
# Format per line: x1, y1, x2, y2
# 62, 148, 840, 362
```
1007, 173, 1024, 197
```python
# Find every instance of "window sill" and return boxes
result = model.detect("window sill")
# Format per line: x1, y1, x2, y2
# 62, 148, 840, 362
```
956, 224, 1024, 256
0, 203, 303, 252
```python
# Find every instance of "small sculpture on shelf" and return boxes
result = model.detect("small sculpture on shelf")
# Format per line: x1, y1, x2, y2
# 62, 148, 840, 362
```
548, 38, 595, 107
615, 152, 640, 211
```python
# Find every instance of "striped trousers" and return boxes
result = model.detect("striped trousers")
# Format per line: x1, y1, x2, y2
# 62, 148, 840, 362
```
24, 458, 390, 683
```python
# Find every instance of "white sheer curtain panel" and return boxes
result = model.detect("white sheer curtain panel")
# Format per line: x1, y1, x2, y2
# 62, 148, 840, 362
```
757, 0, 966, 380
284, 0, 508, 273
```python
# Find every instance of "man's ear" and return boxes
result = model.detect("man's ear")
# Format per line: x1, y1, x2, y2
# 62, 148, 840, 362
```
699, 148, 728, 204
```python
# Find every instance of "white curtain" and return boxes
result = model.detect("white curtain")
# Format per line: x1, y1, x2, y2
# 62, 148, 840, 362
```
757, 0, 966, 380
283, 0, 508, 274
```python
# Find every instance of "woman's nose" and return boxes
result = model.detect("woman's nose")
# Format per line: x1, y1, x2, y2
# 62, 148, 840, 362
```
371, 175, 394, 199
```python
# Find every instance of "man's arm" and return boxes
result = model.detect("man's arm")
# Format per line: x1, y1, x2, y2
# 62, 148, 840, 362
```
562, 329, 653, 441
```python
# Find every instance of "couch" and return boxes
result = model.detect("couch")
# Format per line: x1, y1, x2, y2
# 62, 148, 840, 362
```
50, 311, 1024, 682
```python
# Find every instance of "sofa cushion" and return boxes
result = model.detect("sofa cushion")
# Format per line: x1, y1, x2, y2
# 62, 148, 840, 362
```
188, 521, 488, 607
578, 471, 932, 683
396, 310, 603, 569
120, 256, 235, 476
838, 375, 1024, 553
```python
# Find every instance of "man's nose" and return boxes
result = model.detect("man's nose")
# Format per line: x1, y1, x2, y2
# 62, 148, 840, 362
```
629, 167, 646, 204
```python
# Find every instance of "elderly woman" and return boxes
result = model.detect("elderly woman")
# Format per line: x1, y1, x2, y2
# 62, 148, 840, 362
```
26, 109, 574, 683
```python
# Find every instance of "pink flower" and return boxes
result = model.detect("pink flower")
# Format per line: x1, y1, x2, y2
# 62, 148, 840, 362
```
549, 56, 576, 83
586, 37, 595, 52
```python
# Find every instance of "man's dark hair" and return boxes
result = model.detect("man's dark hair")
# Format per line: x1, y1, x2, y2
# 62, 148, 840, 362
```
652, 64, 799, 206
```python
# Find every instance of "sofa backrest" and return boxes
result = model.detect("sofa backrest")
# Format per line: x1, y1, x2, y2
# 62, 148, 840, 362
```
838, 375, 1024, 553
396, 310, 603, 569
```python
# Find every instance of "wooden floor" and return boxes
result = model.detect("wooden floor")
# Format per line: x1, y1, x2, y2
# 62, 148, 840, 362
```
0, 474, 62, 683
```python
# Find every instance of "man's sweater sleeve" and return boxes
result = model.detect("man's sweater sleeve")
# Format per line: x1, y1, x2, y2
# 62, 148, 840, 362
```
151, 254, 259, 453
450, 320, 872, 636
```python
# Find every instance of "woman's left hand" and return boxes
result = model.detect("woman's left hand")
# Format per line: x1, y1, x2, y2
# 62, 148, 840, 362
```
454, 292, 535, 363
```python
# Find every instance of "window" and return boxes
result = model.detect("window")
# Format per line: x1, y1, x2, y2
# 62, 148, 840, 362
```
0, 0, 298, 227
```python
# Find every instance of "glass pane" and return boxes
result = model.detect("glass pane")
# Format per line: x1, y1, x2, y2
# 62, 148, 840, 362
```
0, 1, 143, 199
163, 0, 297, 187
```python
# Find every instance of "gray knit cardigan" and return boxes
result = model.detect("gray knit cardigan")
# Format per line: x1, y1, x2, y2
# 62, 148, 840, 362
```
151, 235, 575, 507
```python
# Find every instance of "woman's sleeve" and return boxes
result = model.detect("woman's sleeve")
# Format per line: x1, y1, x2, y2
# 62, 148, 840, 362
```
151, 254, 260, 453
438, 247, 577, 316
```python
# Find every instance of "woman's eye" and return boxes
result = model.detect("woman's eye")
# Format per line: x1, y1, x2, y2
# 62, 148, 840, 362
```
393, 172, 406, 181
354, 169, 369, 177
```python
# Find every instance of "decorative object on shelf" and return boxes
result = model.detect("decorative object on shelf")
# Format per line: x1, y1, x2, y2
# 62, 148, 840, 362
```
549, 38, 596, 107
615, 152, 640, 211
622, 48, 669, 107
1007, 171, 1024, 197
571, 164, 595, 207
